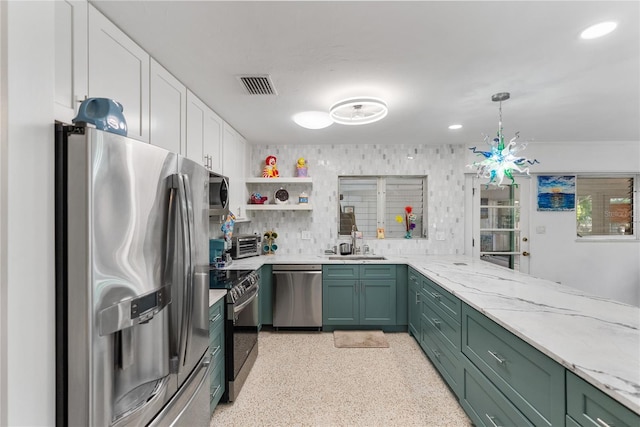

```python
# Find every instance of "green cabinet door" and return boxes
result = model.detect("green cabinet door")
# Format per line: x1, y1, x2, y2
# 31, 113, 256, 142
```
408, 268, 421, 338
323, 279, 359, 325
259, 264, 272, 326
360, 279, 396, 325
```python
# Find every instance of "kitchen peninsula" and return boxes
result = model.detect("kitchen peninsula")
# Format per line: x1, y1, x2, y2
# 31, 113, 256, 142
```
222, 254, 640, 423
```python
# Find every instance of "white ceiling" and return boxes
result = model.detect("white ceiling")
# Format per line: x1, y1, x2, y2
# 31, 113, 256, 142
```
90, 1, 640, 146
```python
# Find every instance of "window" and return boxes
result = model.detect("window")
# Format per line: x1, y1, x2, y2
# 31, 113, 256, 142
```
338, 176, 427, 238
576, 176, 636, 237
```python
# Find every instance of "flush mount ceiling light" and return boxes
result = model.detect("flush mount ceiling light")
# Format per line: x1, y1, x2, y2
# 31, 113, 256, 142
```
293, 111, 334, 129
580, 21, 617, 39
329, 97, 388, 125
448, 124, 463, 130
467, 92, 539, 187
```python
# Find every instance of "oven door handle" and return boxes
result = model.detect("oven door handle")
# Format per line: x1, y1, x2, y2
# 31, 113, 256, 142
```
233, 285, 259, 315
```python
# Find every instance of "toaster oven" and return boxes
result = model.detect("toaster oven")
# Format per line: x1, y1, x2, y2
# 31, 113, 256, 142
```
231, 235, 261, 259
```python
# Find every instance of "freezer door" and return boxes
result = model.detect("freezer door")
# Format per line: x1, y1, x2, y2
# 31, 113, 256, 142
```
65, 127, 178, 426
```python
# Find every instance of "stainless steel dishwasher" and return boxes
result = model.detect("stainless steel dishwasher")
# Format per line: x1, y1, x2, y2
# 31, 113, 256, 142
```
272, 264, 323, 329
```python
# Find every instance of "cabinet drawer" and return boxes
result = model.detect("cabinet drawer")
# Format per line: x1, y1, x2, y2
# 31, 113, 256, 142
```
421, 318, 462, 397
422, 299, 461, 352
360, 264, 396, 279
566, 371, 639, 427
209, 360, 225, 413
209, 299, 225, 326
209, 321, 224, 366
323, 265, 359, 279
462, 304, 564, 427
461, 360, 534, 427
421, 277, 461, 323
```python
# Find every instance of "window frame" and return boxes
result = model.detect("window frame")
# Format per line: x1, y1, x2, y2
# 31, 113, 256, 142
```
338, 175, 428, 239
575, 174, 638, 241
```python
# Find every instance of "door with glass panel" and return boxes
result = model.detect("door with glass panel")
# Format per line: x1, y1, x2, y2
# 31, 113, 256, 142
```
472, 177, 531, 273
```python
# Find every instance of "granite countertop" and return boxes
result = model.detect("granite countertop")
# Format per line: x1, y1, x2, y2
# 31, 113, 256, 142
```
214, 253, 640, 414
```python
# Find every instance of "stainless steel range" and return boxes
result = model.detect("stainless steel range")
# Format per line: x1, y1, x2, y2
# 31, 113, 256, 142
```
210, 269, 260, 402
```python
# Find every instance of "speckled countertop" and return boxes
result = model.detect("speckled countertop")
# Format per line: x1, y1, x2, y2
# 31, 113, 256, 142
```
208, 289, 226, 306
215, 253, 640, 414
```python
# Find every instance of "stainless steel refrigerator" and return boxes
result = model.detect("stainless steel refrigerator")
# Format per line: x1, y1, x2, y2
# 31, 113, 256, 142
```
55, 125, 211, 426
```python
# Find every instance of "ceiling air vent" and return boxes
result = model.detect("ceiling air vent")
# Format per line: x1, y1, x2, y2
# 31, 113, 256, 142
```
237, 74, 277, 95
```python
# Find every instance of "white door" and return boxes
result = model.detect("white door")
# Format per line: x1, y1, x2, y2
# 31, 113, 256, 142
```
471, 177, 531, 273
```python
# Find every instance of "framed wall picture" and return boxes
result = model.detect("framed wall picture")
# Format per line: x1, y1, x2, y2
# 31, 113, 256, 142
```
537, 175, 576, 211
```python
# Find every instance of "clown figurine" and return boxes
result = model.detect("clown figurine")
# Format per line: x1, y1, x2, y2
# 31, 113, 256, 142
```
262, 155, 279, 178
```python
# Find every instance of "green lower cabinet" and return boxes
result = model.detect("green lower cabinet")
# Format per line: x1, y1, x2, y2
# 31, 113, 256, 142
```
259, 264, 272, 327
420, 317, 463, 397
408, 268, 421, 338
461, 359, 534, 427
322, 265, 396, 326
566, 371, 640, 427
208, 297, 225, 415
462, 303, 564, 426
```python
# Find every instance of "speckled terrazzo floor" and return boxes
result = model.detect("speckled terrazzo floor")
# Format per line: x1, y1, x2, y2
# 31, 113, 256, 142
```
210, 331, 472, 427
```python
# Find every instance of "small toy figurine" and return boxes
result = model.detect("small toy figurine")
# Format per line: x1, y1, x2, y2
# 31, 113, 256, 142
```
296, 157, 308, 177
263, 155, 279, 178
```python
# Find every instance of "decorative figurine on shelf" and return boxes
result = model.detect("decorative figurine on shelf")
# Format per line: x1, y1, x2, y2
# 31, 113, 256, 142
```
249, 192, 268, 204
262, 155, 279, 178
263, 230, 278, 255
395, 206, 416, 239
296, 157, 308, 177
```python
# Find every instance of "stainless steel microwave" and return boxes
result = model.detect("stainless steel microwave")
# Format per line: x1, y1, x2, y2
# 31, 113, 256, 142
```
209, 173, 229, 216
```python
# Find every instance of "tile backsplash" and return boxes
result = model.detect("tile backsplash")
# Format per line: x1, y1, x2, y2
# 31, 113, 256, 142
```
232, 143, 467, 256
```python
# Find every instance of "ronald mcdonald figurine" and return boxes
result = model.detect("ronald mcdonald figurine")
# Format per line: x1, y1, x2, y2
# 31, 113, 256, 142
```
262, 155, 279, 178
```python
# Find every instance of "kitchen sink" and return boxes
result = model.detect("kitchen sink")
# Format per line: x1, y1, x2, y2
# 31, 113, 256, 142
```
328, 256, 387, 260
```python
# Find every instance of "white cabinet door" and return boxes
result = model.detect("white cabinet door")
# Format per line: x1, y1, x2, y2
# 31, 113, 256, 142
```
150, 59, 186, 154
204, 109, 223, 174
54, 0, 87, 124
222, 123, 247, 218
186, 89, 223, 172
88, 5, 149, 142
186, 89, 206, 166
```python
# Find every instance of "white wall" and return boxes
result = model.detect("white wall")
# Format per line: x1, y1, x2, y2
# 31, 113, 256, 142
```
526, 141, 640, 306
240, 144, 467, 256
3, 2, 56, 425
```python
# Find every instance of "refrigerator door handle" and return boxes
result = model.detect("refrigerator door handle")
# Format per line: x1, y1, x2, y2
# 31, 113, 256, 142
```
175, 174, 191, 371
181, 174, 196, 368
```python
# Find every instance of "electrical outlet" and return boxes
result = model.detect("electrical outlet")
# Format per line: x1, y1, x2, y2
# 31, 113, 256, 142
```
301, 230, 312, 240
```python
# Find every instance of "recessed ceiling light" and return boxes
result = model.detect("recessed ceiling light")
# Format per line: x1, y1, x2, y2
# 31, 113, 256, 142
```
293, 111, 334, 129
448, 124, 463, 130
580, 21, 617, 39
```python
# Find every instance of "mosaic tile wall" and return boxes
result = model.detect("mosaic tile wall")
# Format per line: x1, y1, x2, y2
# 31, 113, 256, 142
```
233, 143, 467, 256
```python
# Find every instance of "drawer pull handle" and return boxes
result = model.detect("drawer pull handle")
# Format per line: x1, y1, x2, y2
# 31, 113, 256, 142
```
210, 345, 221, 358
488, 350, 506, 364
210, 313, 222, 323
433, 350, 441, 360
596, 418, 612, 427
416, 292, 421, 304
485, 414, 503, 427
210, 384, 221, 399
432, 292, 442, 300
433, 318, 441, 329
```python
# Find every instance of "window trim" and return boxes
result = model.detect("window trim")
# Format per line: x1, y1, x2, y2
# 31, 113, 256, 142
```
338, 175, 428, 239
575, 174, 639, 242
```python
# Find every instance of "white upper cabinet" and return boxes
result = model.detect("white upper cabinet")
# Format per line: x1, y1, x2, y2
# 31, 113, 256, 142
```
54, 0, 88, 124
150, 59, 186, 154
222, 123, 247, 218
88, 5, 149, 142
186, 90, 223, 173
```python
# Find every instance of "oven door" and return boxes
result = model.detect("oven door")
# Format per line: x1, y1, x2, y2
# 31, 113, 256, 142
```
231, 288, 259, 379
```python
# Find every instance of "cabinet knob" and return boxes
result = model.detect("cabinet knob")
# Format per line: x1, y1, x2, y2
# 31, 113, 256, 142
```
522, 251, 530, 256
